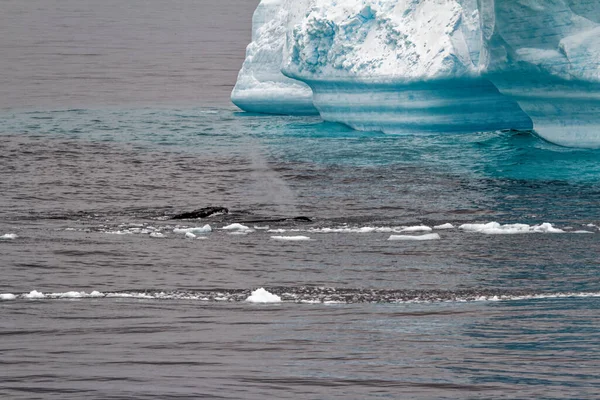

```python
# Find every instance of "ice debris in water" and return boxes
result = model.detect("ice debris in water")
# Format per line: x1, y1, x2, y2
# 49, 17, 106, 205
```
185, 232, 206, 240
459, 222, 564, 234
149, 232, 165, 238
246, 288, 282, 303
25, 290, 45, 299
0, 293, 16, 300
0, 233, 18, 240
388, 233, 441, 241
270, 235, 312, 241
434, 223, 454, 230
222, 223, 254, 234
173, 225, 212, 234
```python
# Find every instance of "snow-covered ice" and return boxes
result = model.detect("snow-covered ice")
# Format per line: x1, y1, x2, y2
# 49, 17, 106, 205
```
459, 222, 565, 234
173, 225, 212, 235
222, 223, 253, 232
246, 288, 282, 303
25, 290, 45, 299
270, 235, 312, 241
388, 233, 441, 241
434, 223, 455, 230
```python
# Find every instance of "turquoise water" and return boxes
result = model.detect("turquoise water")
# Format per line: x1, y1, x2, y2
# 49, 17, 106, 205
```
4, 107, 600, 181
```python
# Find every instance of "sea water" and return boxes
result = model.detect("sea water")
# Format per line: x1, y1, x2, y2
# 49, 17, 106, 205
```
1, 1, 600, 399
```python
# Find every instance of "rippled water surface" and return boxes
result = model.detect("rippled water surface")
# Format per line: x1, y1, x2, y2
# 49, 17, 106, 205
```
1, 1, 600, 399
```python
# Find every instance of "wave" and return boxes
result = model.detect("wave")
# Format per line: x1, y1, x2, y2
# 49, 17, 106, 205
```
2, 288, 600, 304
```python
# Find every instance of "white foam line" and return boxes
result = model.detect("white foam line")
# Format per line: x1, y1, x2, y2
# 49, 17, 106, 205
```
3, 290, 600, 305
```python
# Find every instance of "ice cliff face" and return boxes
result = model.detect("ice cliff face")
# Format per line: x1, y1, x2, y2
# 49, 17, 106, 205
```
480, 0, 600, 147
233, 0, 600, 147
230, 0, 317, 115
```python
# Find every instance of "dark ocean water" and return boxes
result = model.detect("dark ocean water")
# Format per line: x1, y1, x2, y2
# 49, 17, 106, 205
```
1, 1, 600, 399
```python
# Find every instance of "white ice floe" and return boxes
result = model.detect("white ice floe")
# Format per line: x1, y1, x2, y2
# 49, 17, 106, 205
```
388, 233, 441, 241
0, 233, 18, 240
571, 230, 594, 234
149, 232, 165, 238
270, 235, 312, 241
434, 223, 455, 230
459, 222, 564, 234
25, 290, 45, 299
222, 223, 254, 233
185, 232, 207, 240
0, 293, 16, 300
268, 226, 407, 234
246, 288, 282, 303
314, 226, 395, 233
173, 225, 212, 235
51, 291, 95, 298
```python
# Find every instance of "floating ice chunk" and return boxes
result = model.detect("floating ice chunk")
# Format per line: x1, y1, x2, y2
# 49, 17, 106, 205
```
0, 293, 16, 300
434, 223, 455, 230
149, 232, 165, 238
254, 225, 270, 230
388, 233, 441, 241
55, 291, 86, 298
459, 222, 564, 234
173, 225, 212, 234
25, 290, 45, 299
222, 223, 253, 232
246, 288, 282, 303
571, 230, 594, 234
185, 232, 206, 239
401, 225, 432, 232
531, 223, 565, 233
270, 235, 311, 241
308, 226, 405, 233
0, 233, 18, 240
89, 291, 104, 297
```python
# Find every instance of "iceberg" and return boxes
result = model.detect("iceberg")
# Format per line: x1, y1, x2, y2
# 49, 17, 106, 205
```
233, 0, 600, 148
231, 0, 318, 115
480, 0, 600, 147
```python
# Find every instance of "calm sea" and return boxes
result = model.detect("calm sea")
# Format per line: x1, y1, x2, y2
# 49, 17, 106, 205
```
1, 1, 600, 399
